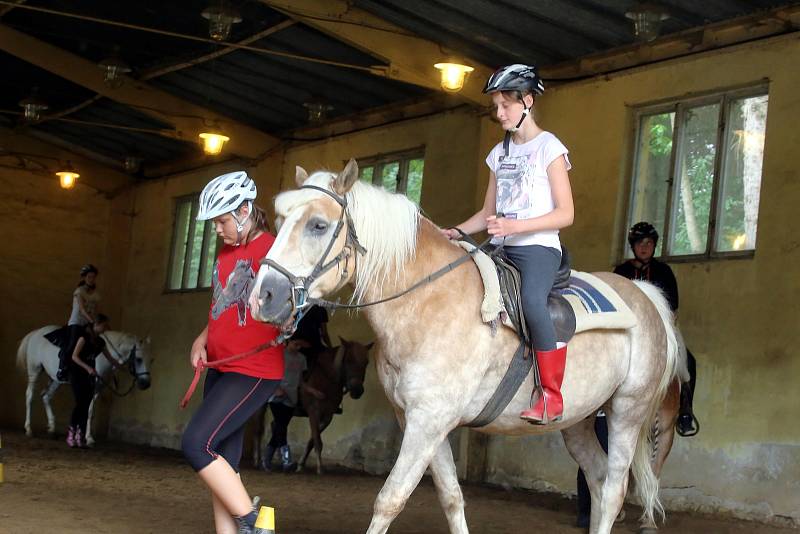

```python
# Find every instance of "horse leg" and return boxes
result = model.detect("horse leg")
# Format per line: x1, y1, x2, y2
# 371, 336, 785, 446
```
85, 392, 100, 447
299, 437, 314, 471
25, 369, 40, 437
595, 411, 646, 534
562, 416, 608, 533
366, 417, 451, 534
41, 379, 61, 436
252, 404, 266, 468
309, 410, 328, 475
429, 435, 468, 534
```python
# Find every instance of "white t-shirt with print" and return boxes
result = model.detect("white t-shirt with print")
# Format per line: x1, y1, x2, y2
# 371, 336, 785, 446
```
485, 131, 571, 248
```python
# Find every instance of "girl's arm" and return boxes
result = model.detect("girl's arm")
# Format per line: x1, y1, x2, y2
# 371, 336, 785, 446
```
71, 337, 96, 375
77, 291, 94, 323
488, 156, 574, 237
102, 347, 125, 370
444, 172, 497, 238
190, 325, 209, 369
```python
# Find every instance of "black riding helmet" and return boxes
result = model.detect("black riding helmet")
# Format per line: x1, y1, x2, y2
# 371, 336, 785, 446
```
483, 64, 545, 95
80, 264, 99, 277
628, 222, 659, 248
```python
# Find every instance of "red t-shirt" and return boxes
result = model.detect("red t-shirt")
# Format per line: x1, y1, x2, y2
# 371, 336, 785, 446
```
206, 232, 284, 379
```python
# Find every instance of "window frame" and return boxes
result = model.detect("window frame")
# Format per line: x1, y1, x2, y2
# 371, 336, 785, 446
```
164, 193, 218, 293
624, 84, 768, 263
355, 146, 425, 203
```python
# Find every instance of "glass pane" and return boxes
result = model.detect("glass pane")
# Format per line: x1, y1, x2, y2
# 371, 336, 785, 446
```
359, 166, 374, 183
628, 112, 675, 256
381, 161, 399, 193
669, 103, 720, 255
200, 221, 218, 288
406, 158, 424, 205
716, 94, 768, 252
168, 200, 192, 290
184, 216, 205, 289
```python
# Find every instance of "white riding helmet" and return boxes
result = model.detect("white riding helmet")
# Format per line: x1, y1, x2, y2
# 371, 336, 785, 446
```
197, 171, 257, 222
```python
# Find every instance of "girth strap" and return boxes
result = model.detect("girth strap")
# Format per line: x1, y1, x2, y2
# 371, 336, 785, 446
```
466, 340, 532, 427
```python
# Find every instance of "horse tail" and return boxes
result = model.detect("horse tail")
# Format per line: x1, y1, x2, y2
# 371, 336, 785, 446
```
17, 330, 35, 370
630, 281, 680, 527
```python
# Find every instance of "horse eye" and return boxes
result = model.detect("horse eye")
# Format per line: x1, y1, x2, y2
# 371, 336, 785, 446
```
307, 218, 329, 234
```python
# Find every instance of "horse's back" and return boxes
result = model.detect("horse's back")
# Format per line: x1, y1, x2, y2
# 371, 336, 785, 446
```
17, 325, 60, 373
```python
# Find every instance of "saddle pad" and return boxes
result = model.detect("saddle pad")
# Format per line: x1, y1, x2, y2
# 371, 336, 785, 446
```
559, 271, 637, 333
457, 242, 636, 334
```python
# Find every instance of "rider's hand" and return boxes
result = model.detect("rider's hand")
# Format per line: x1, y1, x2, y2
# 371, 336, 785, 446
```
190, 341, 207, 369
87, 367, 97, 377
486, 215, 517, 237
441, 228, 460, 240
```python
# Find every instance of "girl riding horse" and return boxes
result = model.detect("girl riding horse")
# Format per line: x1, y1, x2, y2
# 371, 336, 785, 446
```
443, 64, 575, 424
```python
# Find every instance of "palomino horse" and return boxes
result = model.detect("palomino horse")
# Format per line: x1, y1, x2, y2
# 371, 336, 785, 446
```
17, 326, 152, 445
249, 160, 679, 534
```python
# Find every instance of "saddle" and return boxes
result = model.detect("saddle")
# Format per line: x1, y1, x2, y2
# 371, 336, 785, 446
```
491, 246, 576, 346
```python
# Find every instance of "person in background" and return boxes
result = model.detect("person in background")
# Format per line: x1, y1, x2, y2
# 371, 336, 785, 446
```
56, 264, 101, 381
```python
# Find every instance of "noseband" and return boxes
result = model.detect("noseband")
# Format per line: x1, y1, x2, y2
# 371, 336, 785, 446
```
260, 185, 366, 331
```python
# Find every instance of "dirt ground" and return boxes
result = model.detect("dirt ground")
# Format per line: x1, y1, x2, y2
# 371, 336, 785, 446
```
0, 430, 792, 534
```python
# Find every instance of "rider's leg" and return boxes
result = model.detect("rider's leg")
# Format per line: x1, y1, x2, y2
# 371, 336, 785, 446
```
677, 348, 699, 436
505, 245, 565, 423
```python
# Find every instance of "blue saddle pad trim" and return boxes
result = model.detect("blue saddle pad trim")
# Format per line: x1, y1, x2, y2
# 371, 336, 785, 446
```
559, 276, 617, 313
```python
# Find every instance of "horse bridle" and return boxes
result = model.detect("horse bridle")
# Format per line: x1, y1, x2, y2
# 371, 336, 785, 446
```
101, 337, 151, 397
260, 185, 366, 331
261, 184, 491, 333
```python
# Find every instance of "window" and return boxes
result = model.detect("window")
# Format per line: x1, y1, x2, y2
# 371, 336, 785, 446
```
357, 148, 425, 205
626, 87, 768, 259
166, 195, 219, 291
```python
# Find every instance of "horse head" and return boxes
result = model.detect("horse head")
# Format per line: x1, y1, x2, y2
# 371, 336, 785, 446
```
249, 158, 419, 331
340, 336, 373, 399
132, 335, 152, 390
249, 159, 362, 326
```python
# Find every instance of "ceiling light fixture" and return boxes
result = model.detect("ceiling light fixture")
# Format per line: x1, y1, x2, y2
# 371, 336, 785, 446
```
625, 2, 670, 42
201, 3, 242, 41
55, 161, 80, 189
433, 62, 474, 93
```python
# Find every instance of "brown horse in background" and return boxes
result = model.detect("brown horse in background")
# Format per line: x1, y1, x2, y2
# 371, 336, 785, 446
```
247, 338, 372, 471
300, 337, 373, 474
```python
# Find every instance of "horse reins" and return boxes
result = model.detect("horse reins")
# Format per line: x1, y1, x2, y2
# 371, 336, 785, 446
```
97, 337, 149, 397
262, 184, 493, 315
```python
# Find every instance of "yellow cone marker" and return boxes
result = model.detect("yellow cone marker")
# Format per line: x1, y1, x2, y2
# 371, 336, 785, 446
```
254, 506, 275, 534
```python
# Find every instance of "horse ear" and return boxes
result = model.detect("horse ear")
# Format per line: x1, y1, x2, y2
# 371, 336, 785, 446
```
332, 158, 359, 195
338, 335, 349, 345
366, 341, 375, 351
145, 335, 151, 345
295, 165, 309, 187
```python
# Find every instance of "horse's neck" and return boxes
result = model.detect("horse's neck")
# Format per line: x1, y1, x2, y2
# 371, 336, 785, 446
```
104, 331, 132, 361
360, 219, 475, 345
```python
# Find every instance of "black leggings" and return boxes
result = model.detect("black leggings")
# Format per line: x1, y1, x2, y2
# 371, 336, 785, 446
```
503, 245, 562, 351
182, 369, 279, 472
267, 402, 295, 448
70, 366, 94, 433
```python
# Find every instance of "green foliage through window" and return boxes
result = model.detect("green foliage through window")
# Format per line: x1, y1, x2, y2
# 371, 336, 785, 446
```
627, 89, 768, 259
357, 150, 425, 205
167, 195, 219, 291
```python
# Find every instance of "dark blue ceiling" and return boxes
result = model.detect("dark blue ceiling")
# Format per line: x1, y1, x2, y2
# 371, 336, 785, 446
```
0, 0, 794, 175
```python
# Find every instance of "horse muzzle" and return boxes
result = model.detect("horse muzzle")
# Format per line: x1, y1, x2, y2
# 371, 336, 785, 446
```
349, 383, 364, 399
250, 270, 295, 326
137, 375, 151, 390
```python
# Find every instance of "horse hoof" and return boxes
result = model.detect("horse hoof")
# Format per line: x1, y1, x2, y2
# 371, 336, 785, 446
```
25, 429, 33, 437
86, 438, 95, 448
639, 528, 658, 534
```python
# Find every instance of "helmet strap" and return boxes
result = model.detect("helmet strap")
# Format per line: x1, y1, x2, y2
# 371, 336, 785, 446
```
230, 201, 253, 246
510, 104, 529, 133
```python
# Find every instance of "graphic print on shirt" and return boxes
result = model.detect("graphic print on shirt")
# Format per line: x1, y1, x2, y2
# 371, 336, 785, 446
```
496, 154, 534, 219
211, 259, 255, 326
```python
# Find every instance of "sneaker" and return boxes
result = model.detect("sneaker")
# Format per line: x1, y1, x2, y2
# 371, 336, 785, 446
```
65, 426, 77, 448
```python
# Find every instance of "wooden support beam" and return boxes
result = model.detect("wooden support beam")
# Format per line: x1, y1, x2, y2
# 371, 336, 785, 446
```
541, 4, 800, 82
0, 24, 281, 159
260, 0, 492, 107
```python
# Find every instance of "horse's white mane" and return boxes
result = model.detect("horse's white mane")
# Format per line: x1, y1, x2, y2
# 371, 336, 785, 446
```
274, 171, 419, 301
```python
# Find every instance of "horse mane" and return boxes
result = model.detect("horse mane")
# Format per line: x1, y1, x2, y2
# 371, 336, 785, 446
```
274, 171, 420, 302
